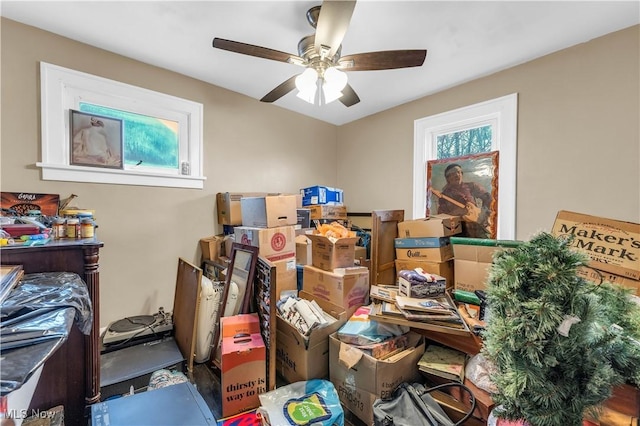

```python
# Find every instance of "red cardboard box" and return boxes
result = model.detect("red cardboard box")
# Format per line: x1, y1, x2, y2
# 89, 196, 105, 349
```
220, 314, 266, 418
234, 225, 296, 262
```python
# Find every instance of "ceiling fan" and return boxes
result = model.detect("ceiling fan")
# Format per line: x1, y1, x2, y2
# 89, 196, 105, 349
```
212, 0, 427, 107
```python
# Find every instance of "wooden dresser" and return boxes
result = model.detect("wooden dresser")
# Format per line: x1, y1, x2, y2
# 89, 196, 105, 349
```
1, 239, 103, 425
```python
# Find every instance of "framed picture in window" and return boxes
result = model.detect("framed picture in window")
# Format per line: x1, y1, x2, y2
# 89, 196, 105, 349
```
427, 151, 499, 239
70, 110, 123, 169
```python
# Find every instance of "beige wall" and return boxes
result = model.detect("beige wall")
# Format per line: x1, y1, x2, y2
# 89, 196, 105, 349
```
0, 18, 337, 327
337, 25, 640, 240
2, 19, 639, 327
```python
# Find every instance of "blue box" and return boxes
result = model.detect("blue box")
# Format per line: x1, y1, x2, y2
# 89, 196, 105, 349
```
301, 186, 343, 206
394, 237, 450, 248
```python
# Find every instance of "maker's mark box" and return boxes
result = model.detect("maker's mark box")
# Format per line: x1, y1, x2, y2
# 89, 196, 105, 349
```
551, 210, 640, 281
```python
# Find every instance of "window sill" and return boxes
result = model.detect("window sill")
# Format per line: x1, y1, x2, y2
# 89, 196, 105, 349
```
36, 162, 206, 189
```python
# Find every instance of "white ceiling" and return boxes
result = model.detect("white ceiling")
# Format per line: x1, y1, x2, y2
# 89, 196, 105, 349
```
2, 1, 638, 126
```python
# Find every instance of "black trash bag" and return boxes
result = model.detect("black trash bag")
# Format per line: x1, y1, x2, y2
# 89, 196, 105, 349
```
0, 272, 93, 395
1, 271, 93, 334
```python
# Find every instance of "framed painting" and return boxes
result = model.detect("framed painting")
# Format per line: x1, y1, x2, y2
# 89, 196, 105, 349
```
70, 109, 123, 169
427, 151, 499, 239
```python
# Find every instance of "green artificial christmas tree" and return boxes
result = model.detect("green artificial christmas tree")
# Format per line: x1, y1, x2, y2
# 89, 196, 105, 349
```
482, 232, 640, 426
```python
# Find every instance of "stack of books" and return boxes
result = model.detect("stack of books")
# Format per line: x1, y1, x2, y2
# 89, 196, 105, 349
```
418, 344, 467, 382
370, 284, 467, 332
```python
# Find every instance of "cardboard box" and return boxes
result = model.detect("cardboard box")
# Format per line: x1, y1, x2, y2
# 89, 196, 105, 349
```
451, 243, 504, 263
395, 259, 454, 289
234, 225, 296, 262
302, 265, 369, 310
220, 314, 266, 418
307, 234, 358, 271
1, 192, 60, 216
199, 235, 225, 262
398, 274, 446, 298
273, 257, 298, 298
394, 237, 450, 248
577, 266, 640, 296
216, 192, 267, 226
308, 205, 348, 220
452, 259, 493, 292
329, 331, 425, 425
240, 195, 298, 228
551, 210, 640, 281
395, 244, 454, 262
397, 215, 462, 238
296, 208, 311, 229
301, 186, 343, 206
451, 240, 517, 292
354, 246, 367, 261
275, 291, 351, 383
296, 235, 313, 265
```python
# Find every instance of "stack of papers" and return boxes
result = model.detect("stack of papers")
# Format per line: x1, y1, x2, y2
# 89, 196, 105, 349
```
276, 296, 336, 338
369, 285, 468, 334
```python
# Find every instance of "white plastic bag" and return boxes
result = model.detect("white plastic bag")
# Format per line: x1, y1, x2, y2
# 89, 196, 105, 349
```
465, 352, 498, 394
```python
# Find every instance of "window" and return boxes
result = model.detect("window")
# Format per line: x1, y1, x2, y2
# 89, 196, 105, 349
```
413, 94, 517, 239
38, 62, 205, 189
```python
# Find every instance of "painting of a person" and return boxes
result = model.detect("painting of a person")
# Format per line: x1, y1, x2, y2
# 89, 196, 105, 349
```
436, 163, 492, 238
72, 115, 121, 167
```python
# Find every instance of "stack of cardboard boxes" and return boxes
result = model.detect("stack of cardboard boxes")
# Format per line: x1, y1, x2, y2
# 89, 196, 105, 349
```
234, 194, 300, 299
394, 214, 462, 286
276, 186, 370, 385
200, 192, 268, 267
392, 214, 502, 424
203, 192, 302, 298
301, 185, 347, 226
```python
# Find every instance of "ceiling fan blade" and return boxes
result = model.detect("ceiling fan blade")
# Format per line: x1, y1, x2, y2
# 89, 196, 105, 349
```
260, 75, 298, 103
339, 83, 360, 107
314, 0, 357, 59
213, 38, 304, 64
338, 50, 427, 71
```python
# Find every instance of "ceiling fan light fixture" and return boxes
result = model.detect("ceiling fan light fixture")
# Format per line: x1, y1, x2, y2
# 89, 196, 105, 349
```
295, 68, 319, 104
321, 80, 343, 104
324, 67, 347, 92
213, 0, 426, 108
296, 86, 317, 104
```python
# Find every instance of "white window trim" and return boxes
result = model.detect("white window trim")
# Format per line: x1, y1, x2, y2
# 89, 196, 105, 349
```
38, 62, 206, 189
413, 93, 518, 239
